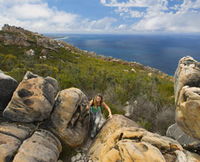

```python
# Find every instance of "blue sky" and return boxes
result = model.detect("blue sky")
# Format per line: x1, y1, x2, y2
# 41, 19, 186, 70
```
0, 0, 200, 33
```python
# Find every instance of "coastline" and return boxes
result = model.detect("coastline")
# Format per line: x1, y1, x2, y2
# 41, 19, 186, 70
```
54, 37, 173, 80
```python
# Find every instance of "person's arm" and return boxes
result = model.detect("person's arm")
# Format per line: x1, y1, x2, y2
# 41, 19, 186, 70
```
86, 100, 93, 110
102, 102, 112, 118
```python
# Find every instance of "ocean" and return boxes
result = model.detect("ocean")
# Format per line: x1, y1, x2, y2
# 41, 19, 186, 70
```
54, 34, 200, 75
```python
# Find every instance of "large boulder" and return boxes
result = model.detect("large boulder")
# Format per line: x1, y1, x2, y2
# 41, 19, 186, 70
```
88, 115, 200, 162
167, 123, 200, 146
50, 88, 90, 147
3, 71, 59, 122
0, 71, 18, 110
0, 123, 32, 162
13, 129, 62, 162
174, 56, 200, 139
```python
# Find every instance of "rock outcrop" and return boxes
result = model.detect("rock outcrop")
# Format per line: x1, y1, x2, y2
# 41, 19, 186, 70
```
88, 115, 200, 162
0, 55, 200, 162
0, 24, 66, 50
13, 129, 62, 162
3, 71, 59, 122
167, 123, 200, 146
50, 88, 90, 147
174, 56, 200, 140
0, 123, 33, 161
0, 71, 18, 111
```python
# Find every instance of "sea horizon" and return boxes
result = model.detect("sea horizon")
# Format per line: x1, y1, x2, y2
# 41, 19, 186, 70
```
46, 33, 200, 75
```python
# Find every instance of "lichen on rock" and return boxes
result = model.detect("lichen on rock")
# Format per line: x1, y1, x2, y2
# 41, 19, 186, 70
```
3, 71, 59, 122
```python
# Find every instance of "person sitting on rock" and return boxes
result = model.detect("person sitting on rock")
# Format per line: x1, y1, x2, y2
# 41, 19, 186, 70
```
86, 94, 112, 138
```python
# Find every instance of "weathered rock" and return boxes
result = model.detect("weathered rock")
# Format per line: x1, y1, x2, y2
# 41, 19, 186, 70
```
0, 71, 18, 110
13, 129, 62, 162
50, 88, 90, 147
36, 37, 60, 50
167, 123, 200, 146
184, 150, 200, 162
25, 49, 35, 56
0, 123, 32, 162
0, 24, 62, 50
123, 101, 135, 118
174, 56, 200, 139
2, 24, 35, 36
88, 115, 200, 162
3, 71, 58, 122
0, 32, 31, 47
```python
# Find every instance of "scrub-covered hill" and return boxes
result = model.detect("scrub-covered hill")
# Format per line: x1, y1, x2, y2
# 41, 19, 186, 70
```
0, 24, 174, 134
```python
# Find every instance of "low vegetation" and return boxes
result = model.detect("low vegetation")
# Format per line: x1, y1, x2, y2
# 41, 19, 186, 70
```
0, 29, 175, 135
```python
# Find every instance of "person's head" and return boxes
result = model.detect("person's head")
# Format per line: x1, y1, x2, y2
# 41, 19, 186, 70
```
94, 93, 103, 105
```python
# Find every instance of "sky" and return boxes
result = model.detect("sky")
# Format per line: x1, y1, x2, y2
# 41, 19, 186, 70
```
0, 0, 200, 34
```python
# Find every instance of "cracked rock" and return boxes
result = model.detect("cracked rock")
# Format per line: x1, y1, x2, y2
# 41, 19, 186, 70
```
88, 115, 200, 162
0, 123, 32, 162
13, 129, 62, 162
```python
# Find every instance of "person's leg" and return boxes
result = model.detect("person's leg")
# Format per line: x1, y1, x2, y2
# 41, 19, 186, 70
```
90, 112, 97, 138
93, 111, 102, 136
97, 112, 106, 130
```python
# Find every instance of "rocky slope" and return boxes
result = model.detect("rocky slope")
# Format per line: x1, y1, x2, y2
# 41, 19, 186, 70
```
88, 115, 200, 162
0, 56, 200, 162
0, 24, 172, 77
0, 70, 90, 161
0, 24, 175, 135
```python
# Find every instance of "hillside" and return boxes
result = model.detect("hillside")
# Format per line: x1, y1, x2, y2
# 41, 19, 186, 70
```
0, 24, 174, 134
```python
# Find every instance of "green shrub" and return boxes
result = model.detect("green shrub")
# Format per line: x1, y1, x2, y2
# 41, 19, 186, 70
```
0, 36, 174, 135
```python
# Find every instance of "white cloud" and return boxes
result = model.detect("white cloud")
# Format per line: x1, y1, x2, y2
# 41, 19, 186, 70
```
129, 10, 145, 18
1, 0, 200, 33
77, 17, 117, 33
0, 0, 117, 33
117, 24, 128, 30
101, 0, 200, 33
100, 0, 168, 8
8, 3, 52, 19
133, 11, 200, 32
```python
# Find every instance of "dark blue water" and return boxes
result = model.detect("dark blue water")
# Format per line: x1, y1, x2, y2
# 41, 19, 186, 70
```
57, 34, 200, 75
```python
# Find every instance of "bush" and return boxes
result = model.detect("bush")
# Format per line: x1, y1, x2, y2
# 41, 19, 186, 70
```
129, 95, 175, 135
0, 54, 17, 71
155, 107, 175, 135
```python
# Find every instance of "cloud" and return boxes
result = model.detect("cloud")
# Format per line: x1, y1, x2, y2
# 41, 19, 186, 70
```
0, 0, 117, 33
8, 3, 52, 19
133, 11, 200, 32
100, 0, 168, 8
101, 0, 200, 33
1, 0, 200, 33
